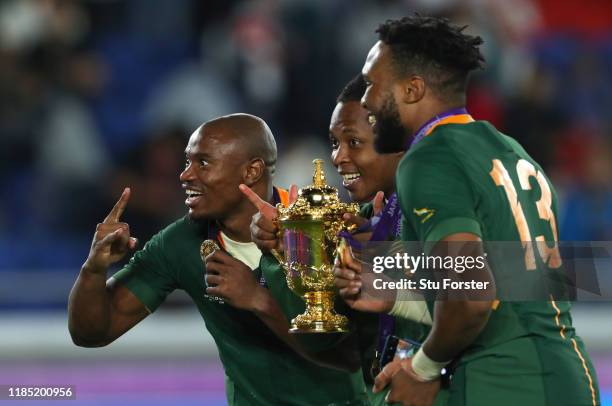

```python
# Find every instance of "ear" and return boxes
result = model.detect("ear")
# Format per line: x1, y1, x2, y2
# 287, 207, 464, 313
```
243, 158, 266, 186
400, 76, 426, 104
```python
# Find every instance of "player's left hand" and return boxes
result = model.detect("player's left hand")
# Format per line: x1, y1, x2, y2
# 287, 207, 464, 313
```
342, 191, 385, 245
204, 250, 265, 311
373, 358, 440, 406
239, 183, 298, 253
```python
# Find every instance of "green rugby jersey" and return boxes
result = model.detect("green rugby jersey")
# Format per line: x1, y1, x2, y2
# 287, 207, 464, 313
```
396, 120, 600, 406
112, 216, 368, 406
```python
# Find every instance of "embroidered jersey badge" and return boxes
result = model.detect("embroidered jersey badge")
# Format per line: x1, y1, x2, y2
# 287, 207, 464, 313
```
413, 208, 435, 223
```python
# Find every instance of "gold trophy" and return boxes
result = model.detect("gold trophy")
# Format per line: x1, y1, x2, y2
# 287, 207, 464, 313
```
275, 159, 359, 333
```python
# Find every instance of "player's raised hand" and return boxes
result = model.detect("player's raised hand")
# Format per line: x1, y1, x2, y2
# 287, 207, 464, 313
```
288, 184, 298, 205
84, 187, 138, 273
333, 245, 394, 313
372, 190, 385, 216
239, 184, 297, 253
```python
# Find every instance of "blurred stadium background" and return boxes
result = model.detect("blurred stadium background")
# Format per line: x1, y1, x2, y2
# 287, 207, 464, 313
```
0, 0, 611, 405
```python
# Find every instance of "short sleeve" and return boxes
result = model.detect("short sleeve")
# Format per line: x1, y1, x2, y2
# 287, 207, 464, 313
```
111, 231, 177, 313
396, 144, 482, 244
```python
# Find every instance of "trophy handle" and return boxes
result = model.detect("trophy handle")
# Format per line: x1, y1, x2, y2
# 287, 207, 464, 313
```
270, 248, 287, 269
335, 237, 352, 267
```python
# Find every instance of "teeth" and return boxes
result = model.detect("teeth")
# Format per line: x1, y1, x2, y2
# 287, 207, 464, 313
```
186, 190, 203, 197
342, 173, 360, 182
368, 115, 377, 126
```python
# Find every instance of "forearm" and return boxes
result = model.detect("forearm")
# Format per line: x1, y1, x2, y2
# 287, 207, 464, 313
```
250, 289, 318, 361
68, 263, 112, 346
421, 234, 494, 363
422, 299, 491, 362
251, 287, 360, 371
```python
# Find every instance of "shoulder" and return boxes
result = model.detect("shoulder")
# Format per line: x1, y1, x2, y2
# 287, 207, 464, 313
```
120, 216, 207, 277
160, 216, 201, 237
397, 131, 457, 179
400, 121, 499, 174
396, 125, 480, 206
147, 216, 206, 251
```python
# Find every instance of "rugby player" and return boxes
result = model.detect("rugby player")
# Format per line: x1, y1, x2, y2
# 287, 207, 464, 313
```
242, 76, 441, 406
334, 15, 600, 406
68, 113, 368, 405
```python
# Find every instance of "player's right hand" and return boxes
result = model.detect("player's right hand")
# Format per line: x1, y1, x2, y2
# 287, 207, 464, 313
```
84, 187, 138, 273
334, 244, 394, 314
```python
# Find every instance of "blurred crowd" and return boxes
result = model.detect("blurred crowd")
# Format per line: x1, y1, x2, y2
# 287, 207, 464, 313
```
0, 0, 611, 296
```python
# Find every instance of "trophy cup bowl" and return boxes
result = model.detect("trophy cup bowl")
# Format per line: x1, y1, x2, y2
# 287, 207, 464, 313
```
275, 159, 358, 333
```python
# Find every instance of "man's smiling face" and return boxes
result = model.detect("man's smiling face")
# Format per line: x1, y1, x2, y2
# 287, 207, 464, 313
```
329, 100, 401, 203
179, 126, 249, 221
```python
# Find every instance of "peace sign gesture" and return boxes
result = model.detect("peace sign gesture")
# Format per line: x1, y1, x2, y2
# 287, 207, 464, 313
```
84, 187, 138, 274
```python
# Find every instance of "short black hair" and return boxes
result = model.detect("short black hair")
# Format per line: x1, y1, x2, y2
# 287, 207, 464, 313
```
336, 74, 367, 104
376, 15, 484, 98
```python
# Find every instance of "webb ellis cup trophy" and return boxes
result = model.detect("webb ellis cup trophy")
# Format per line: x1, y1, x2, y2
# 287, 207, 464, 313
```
274, 159, 358, 333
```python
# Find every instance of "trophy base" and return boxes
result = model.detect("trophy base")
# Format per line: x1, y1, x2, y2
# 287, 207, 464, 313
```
289, 291, 349, 334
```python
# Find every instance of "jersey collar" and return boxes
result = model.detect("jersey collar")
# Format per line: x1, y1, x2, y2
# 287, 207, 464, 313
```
410, 107, 474, 148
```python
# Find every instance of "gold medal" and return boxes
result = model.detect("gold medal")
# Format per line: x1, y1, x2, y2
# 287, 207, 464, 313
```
200, 239, 220, 259
200, 239, 223, 303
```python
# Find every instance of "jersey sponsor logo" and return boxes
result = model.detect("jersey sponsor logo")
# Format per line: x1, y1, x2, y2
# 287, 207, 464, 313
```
413, 207, 435, 223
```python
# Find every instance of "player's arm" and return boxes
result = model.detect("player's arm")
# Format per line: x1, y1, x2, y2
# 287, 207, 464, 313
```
420, 232, 494, 366
68, 188, 149, 347
402, 151, 495, 371
253, 287, 361, 372
373, 233, 494, 404
373, 146, 495, 404
252, 286, 361, 372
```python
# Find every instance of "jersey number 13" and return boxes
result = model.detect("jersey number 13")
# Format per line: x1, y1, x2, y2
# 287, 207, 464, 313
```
490, 159, 562, 271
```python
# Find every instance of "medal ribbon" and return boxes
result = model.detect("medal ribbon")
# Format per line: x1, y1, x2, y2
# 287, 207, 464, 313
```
409, 107, 473, 148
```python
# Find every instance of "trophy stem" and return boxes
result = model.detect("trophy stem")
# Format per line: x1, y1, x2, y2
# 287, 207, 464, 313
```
289, 291, 349, 334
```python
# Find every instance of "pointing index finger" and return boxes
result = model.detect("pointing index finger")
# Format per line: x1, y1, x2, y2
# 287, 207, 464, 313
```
239, 184, 277, 220
104, 187, 131, 223
239, 184, 267, 211
288, 184, 298, 204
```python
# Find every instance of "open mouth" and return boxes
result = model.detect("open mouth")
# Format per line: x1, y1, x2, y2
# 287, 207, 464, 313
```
186, 189, 203, 198
185, 189, 204, 206
341, 173, 361, 189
